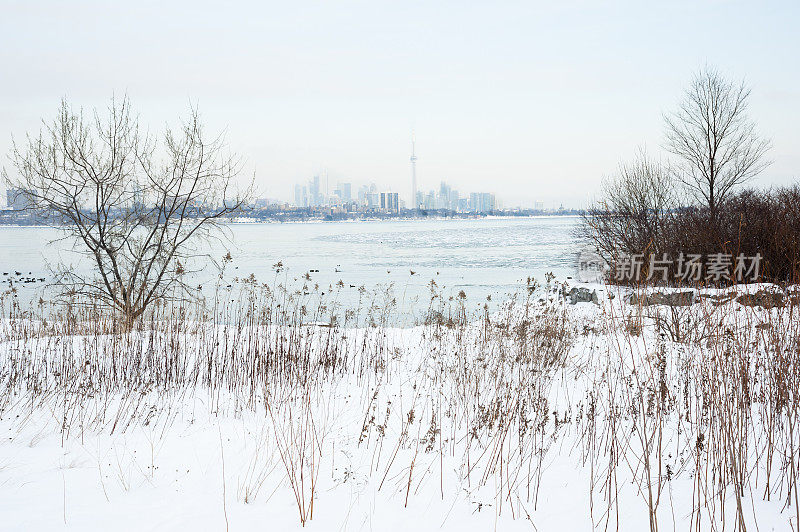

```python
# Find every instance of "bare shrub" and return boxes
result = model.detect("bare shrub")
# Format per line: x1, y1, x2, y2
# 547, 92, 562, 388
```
581, 149, 676, 273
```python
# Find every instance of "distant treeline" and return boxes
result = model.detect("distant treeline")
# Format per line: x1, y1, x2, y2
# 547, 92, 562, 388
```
0, 208, 583, 225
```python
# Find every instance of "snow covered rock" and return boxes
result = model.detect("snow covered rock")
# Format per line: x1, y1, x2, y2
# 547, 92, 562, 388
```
567, 287, 599, 305
628, 290, 695, 307
698, 292, 738, 306
736, 288, 786, 308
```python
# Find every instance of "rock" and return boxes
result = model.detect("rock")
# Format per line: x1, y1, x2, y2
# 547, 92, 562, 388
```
568, 287, 599, 305
736, 289, 785, 309
699, 292, 737, 306
627, 291, 695, 307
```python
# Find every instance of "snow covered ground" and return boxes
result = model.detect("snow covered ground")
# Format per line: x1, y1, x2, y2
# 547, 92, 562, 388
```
1, 281, 798, 530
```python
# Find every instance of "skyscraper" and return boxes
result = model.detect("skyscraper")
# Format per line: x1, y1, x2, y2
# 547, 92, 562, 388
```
380, 192, 399, 214
294, 184, 308, 207
469, 192, 496, 214
309, 175, 321, 206
410, 132, 417, 210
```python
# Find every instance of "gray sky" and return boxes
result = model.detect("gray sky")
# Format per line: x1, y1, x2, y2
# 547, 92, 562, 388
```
1, 0, 798, 208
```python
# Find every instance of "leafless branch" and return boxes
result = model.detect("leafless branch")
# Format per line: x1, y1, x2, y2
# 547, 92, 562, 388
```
2, 96, 253, 324
664, 66, 771, 214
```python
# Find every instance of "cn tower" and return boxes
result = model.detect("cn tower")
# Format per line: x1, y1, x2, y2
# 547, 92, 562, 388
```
410, 131, 417, 210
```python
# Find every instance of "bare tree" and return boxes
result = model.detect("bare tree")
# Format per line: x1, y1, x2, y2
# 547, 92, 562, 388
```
581, 149, 676, 266
664, 67, 771, 214
3, 97, 251, 324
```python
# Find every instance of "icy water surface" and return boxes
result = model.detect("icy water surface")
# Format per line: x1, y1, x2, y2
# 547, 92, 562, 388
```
0, 216, 580, 319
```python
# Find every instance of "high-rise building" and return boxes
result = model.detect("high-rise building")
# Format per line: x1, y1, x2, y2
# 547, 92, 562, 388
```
437, 182, 451, 210
380, 192, 399, 214
360, 183, 380, 209
294, 184, 308, 207
410, 132, 418, 210
333, 182, 352, 203
309, 175, 321, 206
367, 192, 380, 209
449, 189, 460, 211
469, 192, 496, 213
424, 191, 436, 210
358, 185, 368, 206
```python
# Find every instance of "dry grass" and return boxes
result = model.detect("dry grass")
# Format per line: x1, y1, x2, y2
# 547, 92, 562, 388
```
1, 275, 799, 530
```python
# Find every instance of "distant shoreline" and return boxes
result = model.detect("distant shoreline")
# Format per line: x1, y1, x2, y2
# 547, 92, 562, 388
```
0, 212, 583, 228
227, 213, 582, 225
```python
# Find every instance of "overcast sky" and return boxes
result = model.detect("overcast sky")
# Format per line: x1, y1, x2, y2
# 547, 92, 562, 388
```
1, 0, 798, 208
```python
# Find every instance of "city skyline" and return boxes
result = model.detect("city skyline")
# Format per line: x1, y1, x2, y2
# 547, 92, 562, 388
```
1, 2, 799, 209
273, 132, 511, 212
246, 128, 574, 214
285, 171, 502, 215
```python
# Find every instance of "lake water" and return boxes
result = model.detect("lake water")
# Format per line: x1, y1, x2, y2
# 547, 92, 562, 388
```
0, 217, 581, 320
